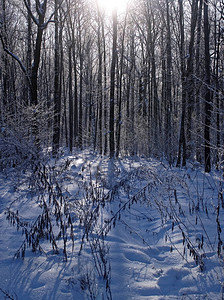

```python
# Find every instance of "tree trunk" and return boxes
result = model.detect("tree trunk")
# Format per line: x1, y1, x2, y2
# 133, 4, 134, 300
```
195, 0, 203, 163
97, 6, 103, 154
109, 8, 117, 158
204, 0, 212, 172
29, 1, 46, 105
68, 46, 73, 153
52, 0, 61, 155
186, 0, 199, 159
165, 0, 172, 163
116, 13, 127, 158
176, 0, 187, 167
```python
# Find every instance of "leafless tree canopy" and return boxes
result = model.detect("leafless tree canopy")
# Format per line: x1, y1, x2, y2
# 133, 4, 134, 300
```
0, 0, 223, 171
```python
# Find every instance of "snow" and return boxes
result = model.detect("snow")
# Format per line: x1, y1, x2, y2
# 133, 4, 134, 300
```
0, 150, 224, 300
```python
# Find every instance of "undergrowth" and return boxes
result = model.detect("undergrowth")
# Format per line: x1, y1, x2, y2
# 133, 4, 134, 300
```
3, 154, 224, 299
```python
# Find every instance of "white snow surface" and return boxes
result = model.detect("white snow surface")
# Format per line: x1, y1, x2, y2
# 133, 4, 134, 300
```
0, 150, 224, 300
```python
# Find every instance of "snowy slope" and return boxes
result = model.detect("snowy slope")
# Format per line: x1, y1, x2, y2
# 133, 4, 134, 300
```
0, 151, 223, 300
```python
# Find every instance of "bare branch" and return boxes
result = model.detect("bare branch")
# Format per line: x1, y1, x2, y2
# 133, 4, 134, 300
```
0, 34, 31, 88
41, 11, 55, 29
23, 0, 39, 26
41, 0, 65, 29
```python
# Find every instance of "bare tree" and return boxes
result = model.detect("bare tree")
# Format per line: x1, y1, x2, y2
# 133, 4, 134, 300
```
204, 0, 212, 172
176, 0, 187, 167
52, 0, 62, 155
109, 8, 118, 158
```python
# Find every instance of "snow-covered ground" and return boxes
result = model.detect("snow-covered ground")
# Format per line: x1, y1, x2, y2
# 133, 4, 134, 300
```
0, 150, 223, 299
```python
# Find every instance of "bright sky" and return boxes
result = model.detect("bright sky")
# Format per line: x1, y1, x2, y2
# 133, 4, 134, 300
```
97, 0, 130, 14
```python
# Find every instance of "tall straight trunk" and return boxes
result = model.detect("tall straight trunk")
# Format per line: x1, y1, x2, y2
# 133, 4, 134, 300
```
204, 0, 211, 172
109, 8, 117, 158
1, 0, 17, 111
125, 34, 134, 155
116, 13, 127, 158
165, 0, 172, 164
67, 7, 78, 144
62, 70, 68, 147
94, 97, 99, 151
79, 55, 83, 148
186, 0, 199, 159
130, 72, 135, 156
88, 91, 93, 146
145, 0, 159, 155
214, 5, 221, 167
25, 0, 47, 148
102, 19, 108, 155
97, 6, 103, 154
195, 0, 203, 162
73, 55, 78, 144
52, 0, 61, 155
1, 0, 9, 108
176, 0, 187, 167
29, 1, 47, 106
68, 46, 73, 153
151, 51, 159, 149
26, 0, 32, 106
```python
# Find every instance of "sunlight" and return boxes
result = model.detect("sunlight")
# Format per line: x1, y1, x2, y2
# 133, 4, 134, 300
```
97, 0, 130, 14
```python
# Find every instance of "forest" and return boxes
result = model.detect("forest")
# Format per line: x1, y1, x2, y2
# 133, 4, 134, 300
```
0, 0, 224, 299
0, 0, 223, 169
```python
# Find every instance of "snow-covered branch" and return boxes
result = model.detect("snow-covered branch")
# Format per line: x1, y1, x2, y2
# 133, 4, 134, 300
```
0, 34, 31, 88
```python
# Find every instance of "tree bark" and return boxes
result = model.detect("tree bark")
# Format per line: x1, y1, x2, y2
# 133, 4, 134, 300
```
204, 0, 212, 172
52, 0, 61, 155
186, 0, 199, 159
176, 0, 187, 167
165, 0, 172, 164
109, 8, 117, 158
68, 46, 73, 153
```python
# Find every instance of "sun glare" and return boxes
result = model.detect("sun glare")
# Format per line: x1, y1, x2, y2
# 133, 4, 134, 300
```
97, 0, 130, 14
